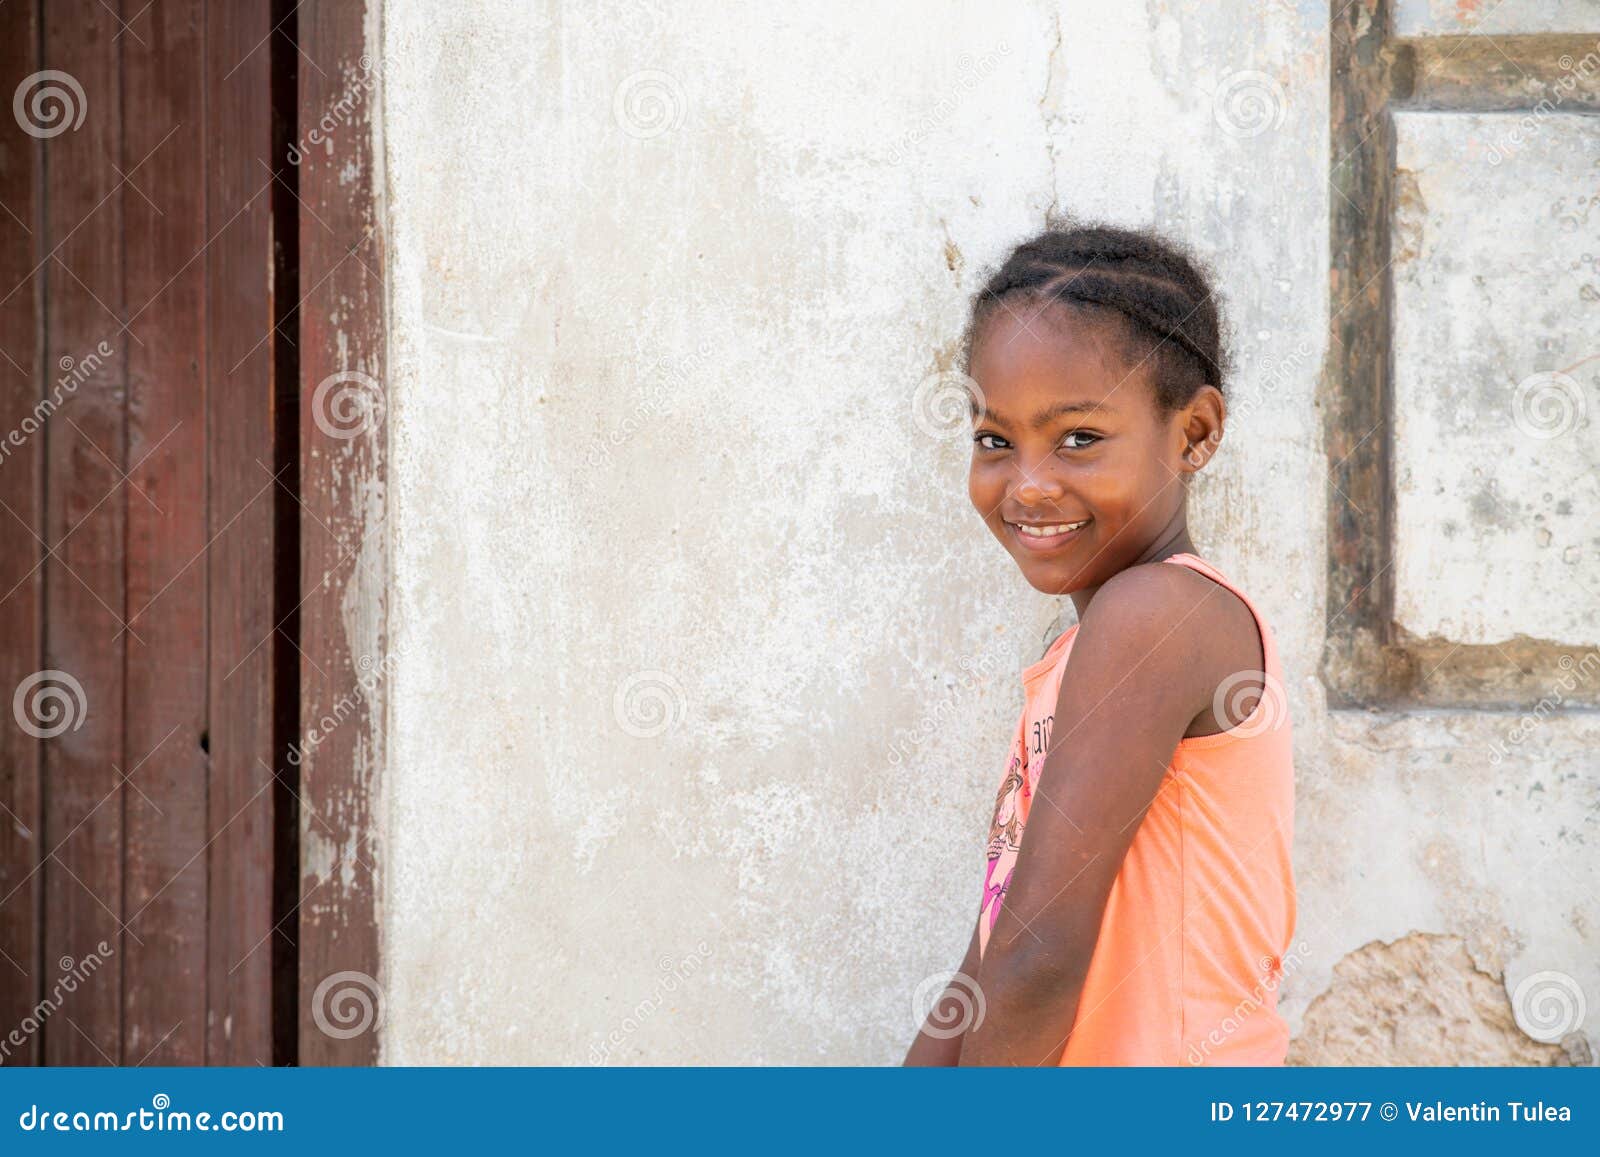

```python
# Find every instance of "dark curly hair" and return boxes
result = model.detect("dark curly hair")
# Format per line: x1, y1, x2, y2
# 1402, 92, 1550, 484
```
963, 223, 1227, 412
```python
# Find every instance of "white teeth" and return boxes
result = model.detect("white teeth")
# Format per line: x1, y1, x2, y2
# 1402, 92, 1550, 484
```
1013, 520, 1087, 537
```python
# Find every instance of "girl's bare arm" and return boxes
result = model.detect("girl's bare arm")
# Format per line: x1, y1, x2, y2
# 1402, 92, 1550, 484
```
958, 564, 1231, 1065
902, 914, 983, 1065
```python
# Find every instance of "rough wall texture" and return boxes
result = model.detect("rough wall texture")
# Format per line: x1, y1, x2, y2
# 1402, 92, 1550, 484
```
378, 0, 1599, 1063
1290, 933, 1590, 1066
1392, 110, 1600, 646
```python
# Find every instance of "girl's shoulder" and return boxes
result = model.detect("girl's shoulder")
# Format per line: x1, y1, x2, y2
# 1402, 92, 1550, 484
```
1061, 554, 1269, 735
1090, 552, 1263, 637
1155, 553, 1270, 674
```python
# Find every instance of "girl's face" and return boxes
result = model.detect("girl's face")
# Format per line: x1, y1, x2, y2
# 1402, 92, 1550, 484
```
966, 307, 1219, 596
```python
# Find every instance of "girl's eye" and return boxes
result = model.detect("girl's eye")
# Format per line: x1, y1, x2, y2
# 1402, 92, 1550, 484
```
973, 433, 1010, 452
1060, 431, 1101, 450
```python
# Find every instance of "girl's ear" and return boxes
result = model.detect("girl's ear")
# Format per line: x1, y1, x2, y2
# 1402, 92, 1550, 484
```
1177, 385, 1226, 472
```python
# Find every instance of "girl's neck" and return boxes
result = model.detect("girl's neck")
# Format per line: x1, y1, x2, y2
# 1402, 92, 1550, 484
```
1068, 522, 1197, 619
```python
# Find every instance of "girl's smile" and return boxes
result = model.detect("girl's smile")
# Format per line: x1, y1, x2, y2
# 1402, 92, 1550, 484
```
1004, 518, 1091, 552
965, 306, 1223, 607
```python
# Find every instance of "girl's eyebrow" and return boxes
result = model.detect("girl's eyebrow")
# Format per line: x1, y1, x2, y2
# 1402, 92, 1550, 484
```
980, 399, 1116, 429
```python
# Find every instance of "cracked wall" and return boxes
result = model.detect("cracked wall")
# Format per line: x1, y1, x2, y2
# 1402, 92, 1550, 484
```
1291, 933, 1591, 1067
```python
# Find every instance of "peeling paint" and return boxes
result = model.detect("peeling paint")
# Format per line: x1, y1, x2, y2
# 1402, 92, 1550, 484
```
1290, 933, 1588, 1066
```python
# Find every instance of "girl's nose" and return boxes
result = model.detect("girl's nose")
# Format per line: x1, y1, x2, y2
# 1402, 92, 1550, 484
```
1013, 463, 1066, 505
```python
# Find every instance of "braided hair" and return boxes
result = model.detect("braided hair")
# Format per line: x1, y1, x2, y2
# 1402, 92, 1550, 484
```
963, 223, 1227, 412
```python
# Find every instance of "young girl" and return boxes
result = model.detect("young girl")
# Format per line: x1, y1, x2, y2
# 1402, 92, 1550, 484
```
903, 224, 1296, 1066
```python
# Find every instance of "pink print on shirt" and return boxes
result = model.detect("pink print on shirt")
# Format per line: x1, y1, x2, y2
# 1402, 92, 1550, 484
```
981, 743, 1030, 940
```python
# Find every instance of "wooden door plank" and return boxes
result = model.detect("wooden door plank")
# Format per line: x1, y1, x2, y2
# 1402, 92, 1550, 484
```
0, 0, 43, 1067
41, 0, 128, 1066
204, 0, 280, 1066
297, 0, 385, 1065
120, 0, 209, 1066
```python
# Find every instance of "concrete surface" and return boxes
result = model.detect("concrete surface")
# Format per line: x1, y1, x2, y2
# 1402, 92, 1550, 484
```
1393, 110, 1600, 646
375, 0, 1600, 1063
1394, 0, 1600, 38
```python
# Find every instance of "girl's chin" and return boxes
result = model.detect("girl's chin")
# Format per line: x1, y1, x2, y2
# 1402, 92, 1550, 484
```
1016, 561, 1083, 596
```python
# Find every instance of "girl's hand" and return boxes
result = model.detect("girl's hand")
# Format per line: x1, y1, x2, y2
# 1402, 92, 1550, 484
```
902, 915, 983, 1065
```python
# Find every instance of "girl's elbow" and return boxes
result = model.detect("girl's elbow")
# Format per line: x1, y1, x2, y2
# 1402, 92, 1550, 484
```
978, 941, 1083, 1015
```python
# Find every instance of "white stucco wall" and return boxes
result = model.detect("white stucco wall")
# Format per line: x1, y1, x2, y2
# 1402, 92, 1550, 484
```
377, 0, 1600, 1064
1392, 110, 1600, 646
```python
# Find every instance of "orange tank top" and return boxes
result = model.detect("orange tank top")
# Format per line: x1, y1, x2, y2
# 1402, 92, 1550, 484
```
976, 552, 1297, 1066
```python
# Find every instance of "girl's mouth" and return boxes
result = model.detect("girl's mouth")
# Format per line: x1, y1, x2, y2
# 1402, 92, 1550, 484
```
1006, 518, 1090, 553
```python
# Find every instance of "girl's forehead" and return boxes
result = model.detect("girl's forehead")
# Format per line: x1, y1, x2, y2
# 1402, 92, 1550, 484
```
973, 307, 1133, 384
970, 307, 1163, 419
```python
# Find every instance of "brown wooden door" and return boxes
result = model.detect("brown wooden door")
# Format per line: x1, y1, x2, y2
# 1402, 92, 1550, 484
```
0, 0, 382, 1067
